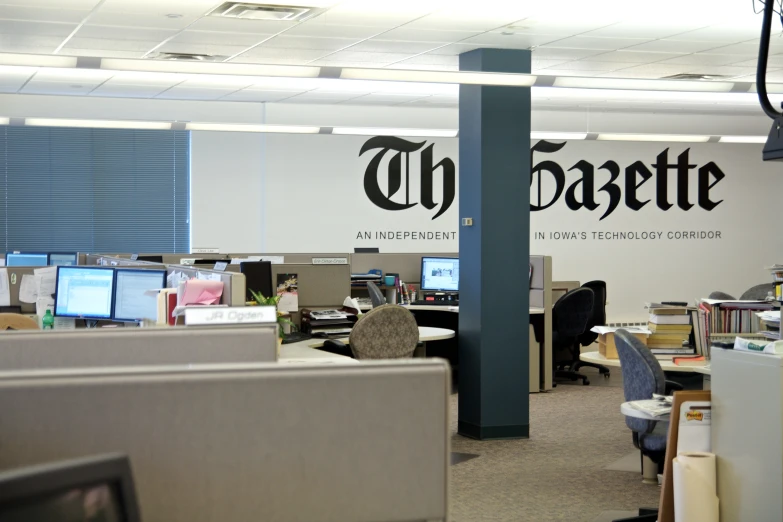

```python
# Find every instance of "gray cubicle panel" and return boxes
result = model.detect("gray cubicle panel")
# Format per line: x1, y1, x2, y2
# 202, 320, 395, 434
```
0, 325, 277, 370
234, 253, 351, 264
2, 266, 40, 313
349, 253, 456, 283
271, 263, 350, 308
529, 255, 553, 392
166, 265, 246, 306
0, 360, 450, 522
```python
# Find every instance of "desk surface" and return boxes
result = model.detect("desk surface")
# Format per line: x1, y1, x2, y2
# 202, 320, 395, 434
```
359, 304, 545, 315
279, 326, 455, 364
580, 351, 711, 375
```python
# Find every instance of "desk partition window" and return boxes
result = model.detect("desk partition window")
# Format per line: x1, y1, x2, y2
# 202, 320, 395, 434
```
0, 127, 190, 253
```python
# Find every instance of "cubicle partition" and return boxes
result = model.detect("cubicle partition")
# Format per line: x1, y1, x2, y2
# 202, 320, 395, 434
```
349, 252, 454, 283
0, 325, 277, 370
0, 360, 451, 522
529, 255, 553, 392
271, 263, 350, 309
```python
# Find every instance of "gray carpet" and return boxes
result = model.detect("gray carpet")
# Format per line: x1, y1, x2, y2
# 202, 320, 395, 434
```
449, 375, 660, 522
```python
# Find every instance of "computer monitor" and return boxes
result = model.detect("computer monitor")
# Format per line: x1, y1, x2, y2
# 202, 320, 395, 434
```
240, 261, 273, 301
112, 269, 166, 322
420, 257, 459, 292
48, 252, 78, 266
54, 266, 115, 320
354, 247, 380, 253
137, 255, 163, 263
5, 252, 48, 267
0, 454, 140, 522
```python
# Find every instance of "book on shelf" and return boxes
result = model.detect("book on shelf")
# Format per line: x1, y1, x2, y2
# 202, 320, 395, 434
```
673, 355, 706, 366
648, 322, 692, 332
645, 303, 693, 315
649, 313, 692, 325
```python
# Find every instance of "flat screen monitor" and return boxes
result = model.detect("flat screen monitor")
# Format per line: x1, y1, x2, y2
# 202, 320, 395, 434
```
49, 252, 78, 266
354, 247, 380, 253
420, 257, 459, 292
54, 266, 115, 320
5, 252, 48, 267
112, 269, 166, 322
137, 255, 163, 263
0, 454, 140, 522
240, 261, 273, 302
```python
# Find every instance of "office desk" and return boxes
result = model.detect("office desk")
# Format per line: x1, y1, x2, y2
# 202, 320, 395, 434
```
580, 351, 711, 375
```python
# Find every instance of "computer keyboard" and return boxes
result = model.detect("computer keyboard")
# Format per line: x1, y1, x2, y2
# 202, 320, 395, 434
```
281, 332, 312, 344
411, 300, 458, 306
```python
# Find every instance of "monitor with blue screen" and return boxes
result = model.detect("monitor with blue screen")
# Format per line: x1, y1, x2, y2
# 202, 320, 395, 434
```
5, 253, 48, 267
48, 252, 78, 266
420, 257, 459, 292
55, 267, 115, 320
112, 269, 166, 322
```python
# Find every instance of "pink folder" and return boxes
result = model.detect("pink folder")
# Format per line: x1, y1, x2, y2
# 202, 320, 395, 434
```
179, 280, 224, 306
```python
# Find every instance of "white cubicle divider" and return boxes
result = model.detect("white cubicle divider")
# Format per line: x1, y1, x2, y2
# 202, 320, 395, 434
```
0, 325, 278, 370
0, 360, 450, 522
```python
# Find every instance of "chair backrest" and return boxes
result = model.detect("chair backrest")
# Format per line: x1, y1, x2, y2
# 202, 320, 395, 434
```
578, 280, 606, 346
0, 314, 39, 331
740, 283, 774, 300
349, 304, 419, 359
708, 291, 735, 300
366, 280, 386, 308
552, 287, 594, 342
614, 329, 666, 435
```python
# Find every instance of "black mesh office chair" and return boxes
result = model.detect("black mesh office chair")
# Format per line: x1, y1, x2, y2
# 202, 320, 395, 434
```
366, 281, 386, 308
572, 280, 611, 378
552, 287, 594, 386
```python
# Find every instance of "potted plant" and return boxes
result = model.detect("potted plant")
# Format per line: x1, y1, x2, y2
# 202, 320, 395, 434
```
248, 289, 294, 354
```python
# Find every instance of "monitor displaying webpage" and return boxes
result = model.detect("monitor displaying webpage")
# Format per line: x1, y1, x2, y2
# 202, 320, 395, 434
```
113, 270, 165, 321
421, 258, 459, 291
55, 268, 114, 319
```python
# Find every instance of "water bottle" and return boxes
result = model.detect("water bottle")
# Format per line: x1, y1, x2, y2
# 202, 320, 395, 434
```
42, 309, 54, 330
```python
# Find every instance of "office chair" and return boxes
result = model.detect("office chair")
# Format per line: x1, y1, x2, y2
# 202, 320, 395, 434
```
708, 290, 735, 300
551, 287, 594, 386
0, 313, 40, 331
366, 281, 386, 308
327, 304, 420, 359
740, 283, 775, 300
572, 280, 611, 378
614, 329, 683, 474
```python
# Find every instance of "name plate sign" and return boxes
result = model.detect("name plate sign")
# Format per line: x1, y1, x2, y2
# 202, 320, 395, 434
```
185, 306, 277, 326
312, 257, 348, 265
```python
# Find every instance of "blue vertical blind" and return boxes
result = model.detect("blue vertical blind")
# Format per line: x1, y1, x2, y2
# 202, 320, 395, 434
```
0, 127, 190, 253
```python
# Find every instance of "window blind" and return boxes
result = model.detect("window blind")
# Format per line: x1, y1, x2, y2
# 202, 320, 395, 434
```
0, 126, 190, 253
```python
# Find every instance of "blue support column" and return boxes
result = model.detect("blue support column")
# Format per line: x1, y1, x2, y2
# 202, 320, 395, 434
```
458, 48, 531, 440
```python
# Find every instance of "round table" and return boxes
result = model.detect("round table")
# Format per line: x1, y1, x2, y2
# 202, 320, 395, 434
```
580, 351, 711, 375
417, 326, 456, 342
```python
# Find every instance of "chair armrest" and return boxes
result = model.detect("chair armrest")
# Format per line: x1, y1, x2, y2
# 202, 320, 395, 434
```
323, 339, 348, 352
665, 380, 684, 394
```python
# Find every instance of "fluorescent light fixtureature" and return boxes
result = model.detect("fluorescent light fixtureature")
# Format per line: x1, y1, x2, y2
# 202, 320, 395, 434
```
184, 123, 319, 133
530, 132, 587, 140
332, 127, 458, 138
25, 118, 172, 130
719, 135, 767, 143
596, 133, 710, 143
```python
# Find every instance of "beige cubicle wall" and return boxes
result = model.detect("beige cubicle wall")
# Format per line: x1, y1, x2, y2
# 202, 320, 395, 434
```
0, 360, 451, 522
271, 263, 350, 309
529, 255, 553, 392
0, 325, 277, 370
349, 252, 455, 283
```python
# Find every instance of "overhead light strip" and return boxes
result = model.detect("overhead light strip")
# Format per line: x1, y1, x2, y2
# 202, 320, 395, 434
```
596, 133, 710, 143
185, 123, 320, 133
25, 118, 172, 130
332, 127, 458, 137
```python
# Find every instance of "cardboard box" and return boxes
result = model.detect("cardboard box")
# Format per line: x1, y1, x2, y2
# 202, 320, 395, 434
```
598, 331, 648, 359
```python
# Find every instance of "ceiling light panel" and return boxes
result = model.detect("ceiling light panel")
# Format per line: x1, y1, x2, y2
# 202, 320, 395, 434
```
89, 84, 171, 98
25, 118, 172, 130
185, 123, 319, 133
100, 58, 321, 78
0, 53, 77, 67
333, 127, 458, 137
530, 132, 587, 140
340, 68, 537, 86
552, 77, 735, 92
597, 133, 710, 143
718, 136, 766, 143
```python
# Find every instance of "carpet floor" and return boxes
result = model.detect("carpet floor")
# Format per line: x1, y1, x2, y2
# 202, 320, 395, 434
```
449, 376, 661, 522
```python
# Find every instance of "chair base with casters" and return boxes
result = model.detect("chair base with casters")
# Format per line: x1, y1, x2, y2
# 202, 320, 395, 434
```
572, 358, 611, 378
553, 343, 590, 386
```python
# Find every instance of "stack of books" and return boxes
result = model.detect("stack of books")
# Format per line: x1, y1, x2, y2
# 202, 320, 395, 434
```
647, 304, 696, 358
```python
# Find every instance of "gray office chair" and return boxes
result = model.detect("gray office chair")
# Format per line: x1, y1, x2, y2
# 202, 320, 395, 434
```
614, 329, 682, 472
708, 290, 735, 300
347, 304, 420, 359
366, 281, 386, 308
740, 283, 775, 300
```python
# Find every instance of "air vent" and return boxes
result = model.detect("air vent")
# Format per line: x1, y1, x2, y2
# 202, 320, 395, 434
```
208, 2, 321, 21
662, 73, 729, 81
149, 52, 226, 62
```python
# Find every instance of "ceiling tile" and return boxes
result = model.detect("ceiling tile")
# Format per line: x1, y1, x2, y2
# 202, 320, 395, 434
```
0, 5, 90, 23
156, 87, 240, 100
61, 48, 143, 58
427, 43, 493, 56
0, 0, 101, 7
77, 24, 177, 41
306, 3, 432, 28
241, 47, 330, 62
541, 35, 650, 51
673, 25, 763, 43
533, 68, 611, 77
462, 32, 567, 48
89, 83, 168, 98
733, 72, 783, 83
377, 27, 481, 43
0, 20, 77, 36
708, 65, 765, 78
587, 50, 685, 63
33, 68, 114, 83
312, 59, 414, 68
656, 53, 750, 67
99, 0, 219, 17
531, 59, 570, 71
581, 22, 708, 40
324, 50, 416, 64
155, 42, 251, 56
532, 47, 611, 61
0, 35, 62, 52
394, 54, 457, 66
733, 55, 783, 68
384, 63, 457, 71
607, 63, 700, 78
103, 72, 182, 86
282, 23, 383, 39
706, 42, 763, 56
63, 37, 161, 51
88, 12, 197, 29
176, 77, 254, 89
187, 17, 297, 34
350, 39, 444, 54
0, 65, 36, 89
168, 30, 264, 47
544, 61, 639, 72
260, 35, 363, 51
341, 93, 430, 105
282, 91, 362, 103
403, 11, 528, 32
622, 39, 723, 54
22, 81, 95, 95
503, 16, 619, 36
220, 89, 298, 102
